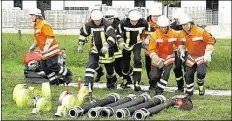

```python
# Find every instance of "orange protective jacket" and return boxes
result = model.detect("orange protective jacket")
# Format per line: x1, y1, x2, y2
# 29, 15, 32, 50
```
33, 19, 60, 60
149, 27, 181, 67
178, 25, 214, 67
142, 19, 159, 56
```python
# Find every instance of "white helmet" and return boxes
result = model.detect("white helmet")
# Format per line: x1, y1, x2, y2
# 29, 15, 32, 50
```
157, 15, 170, 27
172, 8, 185, 19
149, 7, 162, 16
178, 13, 192, 25
91, 9, 103, 20
105, 9, 118, 18
29, 8, 42, 16
128, 9, 141, 21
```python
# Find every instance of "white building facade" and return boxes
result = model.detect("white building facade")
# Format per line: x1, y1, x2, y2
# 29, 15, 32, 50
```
2, 0, 231, 38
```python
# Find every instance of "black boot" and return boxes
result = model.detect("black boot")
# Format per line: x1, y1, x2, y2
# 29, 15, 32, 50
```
134, 81, 141, 91
106, 75, 117, 89
65, 69, 73, 85
149, 80, 157, 91
155, 87, 164, 95
94, 71, 104, 82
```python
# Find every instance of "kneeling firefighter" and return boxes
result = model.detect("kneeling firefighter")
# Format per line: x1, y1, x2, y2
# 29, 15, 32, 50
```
77, 9, 118, 102
28, 8, 72, 85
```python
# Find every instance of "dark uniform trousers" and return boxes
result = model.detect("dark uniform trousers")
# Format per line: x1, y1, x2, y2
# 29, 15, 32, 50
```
173, 51, 185, 90
122, 43, 142, 84
84, 53, 115, 87
41, 54, 71, 84
185, 63, 207, 95
150, 64, 173, 93
145, 55, 152, 84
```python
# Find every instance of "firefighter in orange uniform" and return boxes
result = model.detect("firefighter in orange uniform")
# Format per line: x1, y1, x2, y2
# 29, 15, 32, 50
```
178, 14, 215, 96
149, 15, 183, 95
28, 8, 72, 85
142, 7, 161, 90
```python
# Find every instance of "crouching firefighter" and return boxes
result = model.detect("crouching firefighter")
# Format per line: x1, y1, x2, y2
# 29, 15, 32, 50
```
178, 14, 215, 96
77, 9, 118, 98
28, 8, 72, 85
117, 9, 153, 91
149, 15, 183, 95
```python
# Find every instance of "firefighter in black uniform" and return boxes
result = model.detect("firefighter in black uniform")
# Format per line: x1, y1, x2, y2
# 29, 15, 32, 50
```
117, 9, 153, 91
77, 9, 117, 101
105, 9, 132, 84
170, 11, 185, 92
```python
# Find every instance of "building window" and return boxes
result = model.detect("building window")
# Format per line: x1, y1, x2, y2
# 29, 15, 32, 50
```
102, 0, 112, 6
206, 0, 218, 25
14, 0, 23, 9
65, 7, 89, 11
134, 0, 145, 7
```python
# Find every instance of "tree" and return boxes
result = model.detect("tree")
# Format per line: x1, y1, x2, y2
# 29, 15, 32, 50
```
37, 0, 45, 19
157, 0, 181, 16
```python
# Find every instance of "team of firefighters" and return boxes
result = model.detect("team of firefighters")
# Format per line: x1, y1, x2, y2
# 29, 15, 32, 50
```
28, 7, 215, 101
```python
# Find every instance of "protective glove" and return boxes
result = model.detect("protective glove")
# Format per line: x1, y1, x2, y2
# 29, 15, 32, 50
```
118, 42, 126, 50
150, 52, 159, 64
204, 50, 212, 62
29, 43, 38, 52
77, 41, 84, 53
141, 42, 148, 50
42, 38, 54, 54
43, 45, 49, 54
157, 58, 164, 69
101, 42, 109, 54
150, 52, 164, 68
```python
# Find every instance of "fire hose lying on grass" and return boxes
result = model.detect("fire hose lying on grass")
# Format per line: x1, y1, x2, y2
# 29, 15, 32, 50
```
88, 94, 137, 118
68, 93, 120, 118
97, 93, 151, 118
115, 95, 166, 119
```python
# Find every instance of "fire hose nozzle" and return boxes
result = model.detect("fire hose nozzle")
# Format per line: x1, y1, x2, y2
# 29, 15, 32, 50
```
133, 108, 150, 120
115, 108, 130, 119
88, 106, 103, 118
68, 106, 84, 118
100, 107, 114, 118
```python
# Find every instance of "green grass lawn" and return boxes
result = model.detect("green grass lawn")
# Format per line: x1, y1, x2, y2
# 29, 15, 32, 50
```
1, 33, 231, 120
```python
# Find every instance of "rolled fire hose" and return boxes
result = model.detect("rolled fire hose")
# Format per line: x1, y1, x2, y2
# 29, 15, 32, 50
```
115, 95, 166, 119
58, 91, 69, 104
133, 99, 176, 120
36, 97, 52, 112
13, 84, 26, 102
55, 94, 78, 117
89, 94, 137, 118
16, 88, 34, 108
68, 93, 120, 118
41, 82, 51, 99
99, 93, 151, 118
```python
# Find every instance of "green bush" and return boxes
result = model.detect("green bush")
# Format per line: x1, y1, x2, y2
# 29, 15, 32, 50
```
2, 33, 231, 72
